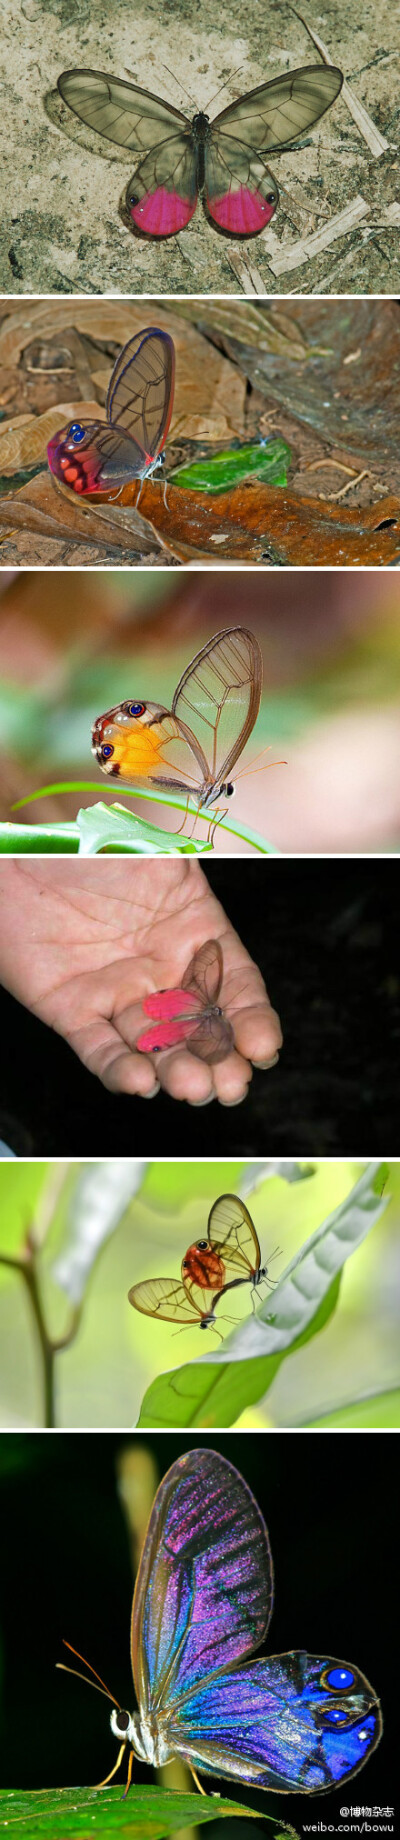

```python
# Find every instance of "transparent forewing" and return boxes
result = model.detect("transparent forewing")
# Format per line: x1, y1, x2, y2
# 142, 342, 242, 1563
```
187, 1011, 234, 1065
128, 1275, 209, 1322
205, 134, 278, 235
207, 1194, 261, 1280
58, 69, 189, 151
213, 66, 343, 153
92, 702, 209, 793
106, 329, 175, 458
162, 1652, 382, 1792
181, 939, 223, 1006
172, 627, 263, 802
127, 135, 198, 236
131, 1449, 273, 1720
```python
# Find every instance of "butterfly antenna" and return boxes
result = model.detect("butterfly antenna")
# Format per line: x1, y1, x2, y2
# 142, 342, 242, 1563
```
57, 1640, 120, 1707
158, 61, 195, 109
205, 63, 247, 112
234, 744, 287, 782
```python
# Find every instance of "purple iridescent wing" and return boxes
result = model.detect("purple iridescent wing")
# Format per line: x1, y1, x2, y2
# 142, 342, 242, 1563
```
131, 1449, 273, 1718
163, 1651, 382, 1792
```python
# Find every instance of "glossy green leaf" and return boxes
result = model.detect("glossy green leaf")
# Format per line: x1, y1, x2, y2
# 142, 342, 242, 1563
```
0, 1784, 261, 1837
137, 1162, 389, 1429
7, 785, 277, 855
171, 438, 291, 494
302, 1386, 400, 1428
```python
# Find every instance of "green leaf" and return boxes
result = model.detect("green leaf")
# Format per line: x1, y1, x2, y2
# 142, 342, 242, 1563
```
75, 803, 207, 856
9, 786, 278, 856
302, 1386, 400, 1428
239, 1160, 314, 1198
137, 1162, 389, 1429
171, 437, 291, 494
0, 822, 79, 853
0, 1784, 261, 1837
52, 1162, 148, 1304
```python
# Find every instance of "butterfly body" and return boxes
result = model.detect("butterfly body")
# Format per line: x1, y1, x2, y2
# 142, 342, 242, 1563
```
181, 1239, 227, 1291
73, 1449, 381, 1797
92, 626, 263, 817
58, 65, 343, 239
47, 327, 175, 497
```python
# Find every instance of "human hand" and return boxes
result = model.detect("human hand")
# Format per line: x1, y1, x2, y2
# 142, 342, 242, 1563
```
0, 861, 282, 1106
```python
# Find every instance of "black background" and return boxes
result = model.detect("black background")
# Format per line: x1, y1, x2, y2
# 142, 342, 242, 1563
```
0, 860, 398, 1157
0, 1429, 394, 1837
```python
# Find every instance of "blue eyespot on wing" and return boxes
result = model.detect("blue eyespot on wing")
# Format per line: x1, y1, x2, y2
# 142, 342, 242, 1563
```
163, 1651, 382, 1791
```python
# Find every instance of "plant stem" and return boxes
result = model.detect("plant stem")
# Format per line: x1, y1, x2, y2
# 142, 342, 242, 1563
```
0, 1247, 81, 1428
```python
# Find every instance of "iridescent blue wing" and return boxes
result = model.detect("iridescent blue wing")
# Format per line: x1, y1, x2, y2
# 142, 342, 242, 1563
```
130, 1449, 273, 1718
163, 1651, 382, 1791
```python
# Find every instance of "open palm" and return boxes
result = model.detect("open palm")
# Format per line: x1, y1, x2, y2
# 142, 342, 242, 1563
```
0, 862, 282, 1105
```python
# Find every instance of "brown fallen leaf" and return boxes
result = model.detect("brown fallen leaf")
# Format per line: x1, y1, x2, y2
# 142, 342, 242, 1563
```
0, 303, 246, 439
0, 468, 176, 557
133, 478, 400, 566
0, 402, 103, 472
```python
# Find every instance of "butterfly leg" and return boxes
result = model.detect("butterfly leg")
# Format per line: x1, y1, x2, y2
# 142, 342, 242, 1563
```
189, 1765, 208, 1796
173, 795, 190, 837
95, 1739, 127, 1788
122, 1747, 135, 1799
208, 803, 228, 848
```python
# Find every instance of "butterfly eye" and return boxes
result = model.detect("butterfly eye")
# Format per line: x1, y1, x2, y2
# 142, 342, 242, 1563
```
124, 701, 146, 717
321, 1666, 355, 1692
101, 744, 114, 760
114, 1710, 130, 1733
68, 422, 85, 443
195, 1240, 208, 1250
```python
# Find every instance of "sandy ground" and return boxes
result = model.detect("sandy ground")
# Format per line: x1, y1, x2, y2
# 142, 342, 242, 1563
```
1, 0, 399, 297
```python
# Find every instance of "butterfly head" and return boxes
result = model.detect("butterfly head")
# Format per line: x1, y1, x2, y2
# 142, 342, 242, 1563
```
111, 1707, 173, 1766
92, 700, 170, 779
47, 420, 105, 494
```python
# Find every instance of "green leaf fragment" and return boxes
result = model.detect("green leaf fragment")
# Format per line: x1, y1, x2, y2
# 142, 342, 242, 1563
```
171, 438, 291, 494
0, 1783, 261, 1837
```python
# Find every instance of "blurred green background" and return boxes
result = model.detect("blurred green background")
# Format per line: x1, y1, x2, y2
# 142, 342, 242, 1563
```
0, 1159, 398, 1429
1, 571, 400, 851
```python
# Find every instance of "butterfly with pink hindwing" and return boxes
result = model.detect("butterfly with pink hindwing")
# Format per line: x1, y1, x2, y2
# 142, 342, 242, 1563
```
58, 64, 343, 238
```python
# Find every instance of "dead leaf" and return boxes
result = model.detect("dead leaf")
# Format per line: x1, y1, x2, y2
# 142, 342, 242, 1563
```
0, 403, 103, 473
133, 477, 400, 565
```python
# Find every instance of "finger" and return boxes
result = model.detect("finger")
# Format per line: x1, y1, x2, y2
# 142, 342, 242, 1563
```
155, 1046, 215, 1105
211, 1050, 252, 1106
231, 1001, 283, 1068
68, 1019, 161, 1097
